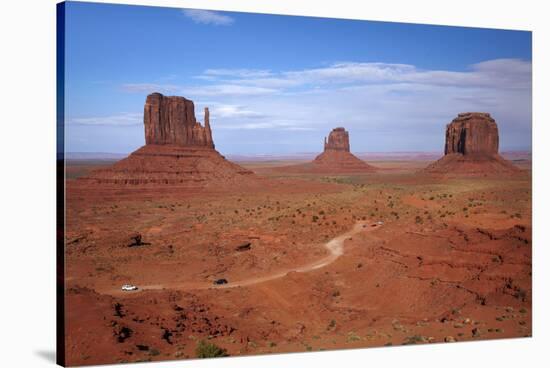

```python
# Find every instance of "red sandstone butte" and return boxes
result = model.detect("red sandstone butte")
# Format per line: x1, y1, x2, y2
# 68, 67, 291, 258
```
144, 93, 214, 148
425, 112, 521, 176
324, 127, 350, 152
281, 127, 376, 173
82, 93, 255, 187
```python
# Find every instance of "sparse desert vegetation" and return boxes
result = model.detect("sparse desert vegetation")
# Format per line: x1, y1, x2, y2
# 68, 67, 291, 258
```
64, 156, 531, 365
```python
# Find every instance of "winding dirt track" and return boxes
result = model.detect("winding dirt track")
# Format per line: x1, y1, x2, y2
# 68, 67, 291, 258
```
107, 221, 380, 295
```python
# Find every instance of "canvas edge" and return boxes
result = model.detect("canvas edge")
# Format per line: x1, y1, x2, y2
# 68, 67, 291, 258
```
56, 1, 66, 366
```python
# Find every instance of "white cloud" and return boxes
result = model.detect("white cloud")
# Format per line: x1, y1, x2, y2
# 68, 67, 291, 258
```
123, 59, 531, 99
121, 83, 179, 94
215, 120, 315, 131
210, 104, 265, 119
117, 58, 531, 152
69, 113, 142, 126
122, 83, 277, 97
184, 84, 278, 96
181, 9, 234, 26
199, 59, 531, 90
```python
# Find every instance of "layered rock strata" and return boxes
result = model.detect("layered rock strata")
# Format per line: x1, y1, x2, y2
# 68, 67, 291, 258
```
83, 93, 255, 187
425, 113, 521, 176
280, 127, 376, 173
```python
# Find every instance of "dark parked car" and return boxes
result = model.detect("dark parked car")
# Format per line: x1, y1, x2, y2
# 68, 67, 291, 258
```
213, 278, 228, 285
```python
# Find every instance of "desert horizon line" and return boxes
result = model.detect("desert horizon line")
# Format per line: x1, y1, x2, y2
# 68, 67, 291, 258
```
65, 149, 532, 157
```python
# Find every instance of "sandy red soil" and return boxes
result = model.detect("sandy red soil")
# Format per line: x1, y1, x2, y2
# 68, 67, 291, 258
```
63, 159, 531, 366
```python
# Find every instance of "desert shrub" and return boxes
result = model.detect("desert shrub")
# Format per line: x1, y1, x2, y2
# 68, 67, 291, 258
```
195, 340, 228, 359
346, 331, 361, 342
403, 335, 426, 345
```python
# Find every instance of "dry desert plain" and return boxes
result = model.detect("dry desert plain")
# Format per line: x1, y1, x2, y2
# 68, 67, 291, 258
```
63, 153, 532, 365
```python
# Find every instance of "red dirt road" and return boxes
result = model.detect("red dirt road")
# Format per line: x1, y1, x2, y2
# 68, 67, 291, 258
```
100, 221, 381, 295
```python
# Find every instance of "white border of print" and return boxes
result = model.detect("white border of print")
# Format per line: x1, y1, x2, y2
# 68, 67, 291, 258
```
1, 1, 547, 367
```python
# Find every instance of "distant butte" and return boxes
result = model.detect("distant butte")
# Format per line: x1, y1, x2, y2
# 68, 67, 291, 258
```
82, 93, 256, 187
425, 112, 521, 176
280, 127, 376, 173
324, 127, 350, 152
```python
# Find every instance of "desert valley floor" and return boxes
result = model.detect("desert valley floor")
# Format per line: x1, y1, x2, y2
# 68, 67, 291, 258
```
64, 157, 531, 365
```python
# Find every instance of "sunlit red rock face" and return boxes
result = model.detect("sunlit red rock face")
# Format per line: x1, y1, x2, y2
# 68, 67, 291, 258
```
444, 113, 499, 156
425, 113, 521, 176
144, 93, 214, 148
312, 127, 376, 172
82, 93, 256, 187
324, 127, 350, 152
278, 127, 376, 173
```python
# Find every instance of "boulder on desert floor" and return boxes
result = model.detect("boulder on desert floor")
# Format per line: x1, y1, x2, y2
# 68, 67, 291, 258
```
424, 112, 522, 176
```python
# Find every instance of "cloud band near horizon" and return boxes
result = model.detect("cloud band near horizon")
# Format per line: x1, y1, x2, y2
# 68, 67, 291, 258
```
67, 58, 531, 154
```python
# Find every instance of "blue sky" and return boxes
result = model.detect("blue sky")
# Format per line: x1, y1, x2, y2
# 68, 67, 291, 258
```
64, 1, 532, 154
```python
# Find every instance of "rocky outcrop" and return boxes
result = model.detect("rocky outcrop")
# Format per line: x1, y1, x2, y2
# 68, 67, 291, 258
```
425, 113, 521, 176
278, 127, 376, 173
324, 127, 350, 152
144, 93, 214, 148
444, 113, 498, 156
311, 149, 376, 173
85, 145, 254, 186
83, 93, 258, 187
